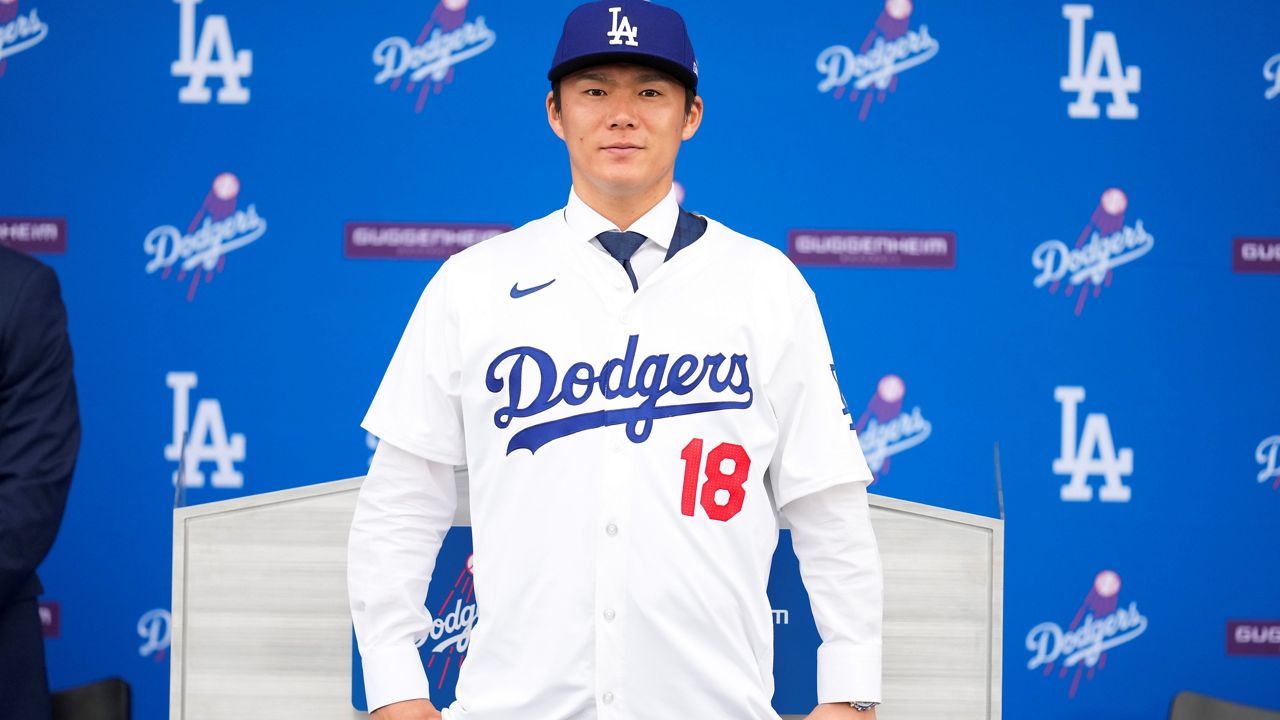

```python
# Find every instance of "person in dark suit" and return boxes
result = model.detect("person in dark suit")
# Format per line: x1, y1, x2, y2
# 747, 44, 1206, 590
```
0, 245, 79, 720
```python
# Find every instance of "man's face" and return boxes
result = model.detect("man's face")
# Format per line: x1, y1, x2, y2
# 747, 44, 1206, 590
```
547, 63, 703, 202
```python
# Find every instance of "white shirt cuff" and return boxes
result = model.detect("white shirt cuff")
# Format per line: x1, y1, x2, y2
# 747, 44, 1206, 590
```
361, 642, 430, 713
817, 639, 882, 704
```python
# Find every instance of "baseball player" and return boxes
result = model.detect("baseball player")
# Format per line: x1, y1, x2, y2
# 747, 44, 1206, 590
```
349, 2, 883, 719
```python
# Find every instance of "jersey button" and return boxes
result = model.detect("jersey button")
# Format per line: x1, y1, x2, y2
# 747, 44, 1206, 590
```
605, 523, 619, 537
602, 692, 615, 705
603, 608, 616, 621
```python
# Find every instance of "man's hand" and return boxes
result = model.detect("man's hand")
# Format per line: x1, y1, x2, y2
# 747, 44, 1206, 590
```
370, 699, 441, 720
804, 702, 877, 720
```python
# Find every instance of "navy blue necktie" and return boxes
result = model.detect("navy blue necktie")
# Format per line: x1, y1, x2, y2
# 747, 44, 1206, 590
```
596, 231, 646, 291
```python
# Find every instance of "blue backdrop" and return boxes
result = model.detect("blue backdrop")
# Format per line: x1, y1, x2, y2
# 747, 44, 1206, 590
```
2, 1, 1278, 718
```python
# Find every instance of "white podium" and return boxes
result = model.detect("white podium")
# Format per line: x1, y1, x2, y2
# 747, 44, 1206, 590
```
171, 475, 1002, 719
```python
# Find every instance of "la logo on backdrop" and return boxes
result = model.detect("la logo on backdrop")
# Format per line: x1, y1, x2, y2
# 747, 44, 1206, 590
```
171, 0, 252, 105
815, 0, 939, 121
166, 372, 246, 489
0, 0, 48, 78
1025, 570, 1149, 698
373, 0, 496, 114
1060, 4, 1140, 119
1053, 386, 1132, 502
144, 173, 267, 301
854, 374, 932, 483
1031, 188, 1155, 316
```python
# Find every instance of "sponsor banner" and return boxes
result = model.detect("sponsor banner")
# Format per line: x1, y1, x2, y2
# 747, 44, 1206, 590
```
1227, 620, 1280, 656
38, 601, 60, 639
0, 216, 67, 254
1233, 237, 1280, 274
788, 229, 955, 269
344, 221, 509, 260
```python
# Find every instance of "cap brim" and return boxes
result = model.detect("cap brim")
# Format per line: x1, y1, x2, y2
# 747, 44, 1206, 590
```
548, 52, 697, 90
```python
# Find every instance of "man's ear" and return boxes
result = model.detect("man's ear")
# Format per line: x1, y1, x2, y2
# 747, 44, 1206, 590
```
547, 90, 566, 141
681, 95, 704, 141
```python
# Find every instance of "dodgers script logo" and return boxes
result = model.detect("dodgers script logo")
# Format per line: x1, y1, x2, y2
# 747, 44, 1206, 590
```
855, 374, 931, 482
1032, 188, 1154, 316
171, 0, 252, 104
1054, 386, 1132, 502
137, 608, 172, 662
1257, 435, 1280, 491
486, 334, 752, 454
424, 553, 477, 693
166, 372, 246, 489
144, 173, 266, 301
373, 0, 495, 114
816, 0, 939, 122
1265, 53, 1280, 101
1026, 570, 1148, 698
0, 0, 48, 78
1060, 4, 1140, 119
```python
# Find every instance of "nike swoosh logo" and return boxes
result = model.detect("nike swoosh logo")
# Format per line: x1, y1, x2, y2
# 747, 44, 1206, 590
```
510, 279, 556, 298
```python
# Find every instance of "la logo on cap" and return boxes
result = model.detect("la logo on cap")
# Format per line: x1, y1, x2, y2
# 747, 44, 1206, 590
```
606, 6, 639, 46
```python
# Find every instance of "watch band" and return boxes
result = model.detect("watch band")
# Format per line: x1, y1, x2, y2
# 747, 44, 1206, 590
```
850, 701, 880, 712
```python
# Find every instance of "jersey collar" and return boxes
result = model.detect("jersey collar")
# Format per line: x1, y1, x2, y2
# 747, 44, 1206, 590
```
563, 185, 679, 251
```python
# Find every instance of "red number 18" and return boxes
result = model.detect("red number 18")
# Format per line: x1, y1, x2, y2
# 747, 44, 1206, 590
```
679, 438, 751, 522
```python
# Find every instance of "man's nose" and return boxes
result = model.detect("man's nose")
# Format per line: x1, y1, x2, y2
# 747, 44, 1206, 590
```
606, 94, 639, 128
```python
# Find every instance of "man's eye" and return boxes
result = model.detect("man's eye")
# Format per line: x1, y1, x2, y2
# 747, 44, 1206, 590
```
585, 88, 606, 96
640, 89, 661, 97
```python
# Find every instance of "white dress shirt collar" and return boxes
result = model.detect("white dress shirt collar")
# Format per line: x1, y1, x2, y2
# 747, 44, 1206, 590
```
564, 185, 679, 250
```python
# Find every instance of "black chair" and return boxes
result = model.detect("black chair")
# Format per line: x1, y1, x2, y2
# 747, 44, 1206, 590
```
51, 677, 130, 720
1170, 691, 1280, 720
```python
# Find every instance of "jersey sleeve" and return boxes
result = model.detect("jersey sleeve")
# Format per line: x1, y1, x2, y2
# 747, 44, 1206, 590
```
363, 261, 467, 466
765, 287, 874, 510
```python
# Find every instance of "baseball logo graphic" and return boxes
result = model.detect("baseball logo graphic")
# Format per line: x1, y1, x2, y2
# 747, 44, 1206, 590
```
1031, 187, 1155, 316
373, 0, 496, 114
816, 0, 940, 121
855, 374, 931, 481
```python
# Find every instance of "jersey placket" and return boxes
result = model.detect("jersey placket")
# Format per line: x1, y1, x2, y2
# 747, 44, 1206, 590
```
592, 281, 641, 717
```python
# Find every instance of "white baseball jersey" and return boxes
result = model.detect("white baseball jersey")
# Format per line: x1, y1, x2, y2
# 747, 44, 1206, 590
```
361, 189, 878, 720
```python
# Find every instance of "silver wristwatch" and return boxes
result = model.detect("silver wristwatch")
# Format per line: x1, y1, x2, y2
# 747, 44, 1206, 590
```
850, 701, 879, 712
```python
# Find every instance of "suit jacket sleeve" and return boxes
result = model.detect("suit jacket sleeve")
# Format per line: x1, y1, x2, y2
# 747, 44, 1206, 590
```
0, 259, 80, 607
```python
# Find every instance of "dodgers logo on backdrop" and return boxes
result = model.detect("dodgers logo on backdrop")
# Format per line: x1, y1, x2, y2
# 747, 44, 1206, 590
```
144, 172, 266, 301
424, 553, 477, 692
166, 372, 246, 489
1257, 435, 1280, 492
137, 608, 172, 662
485, 334, 752, 455
0, 0, 48, 78
854, 374, 931, 482
1053, 386, 1132, 502
171, 0, 252, 104
1060, 4, 1140, 119
816, 0, 939, 122
373, 0, 496, 114
1264, 53, 1279, 100
1032, 188, 1154, 316
1026, 570, 1148, 699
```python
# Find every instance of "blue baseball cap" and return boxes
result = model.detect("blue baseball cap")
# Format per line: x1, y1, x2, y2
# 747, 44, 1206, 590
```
548, 1, 698, 90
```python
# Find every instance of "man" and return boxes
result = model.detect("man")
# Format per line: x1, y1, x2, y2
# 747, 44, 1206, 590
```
349, 2, 883, 718
0, 245, 79, 720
